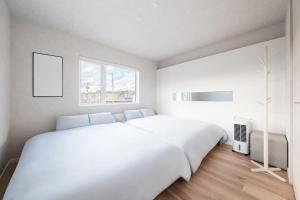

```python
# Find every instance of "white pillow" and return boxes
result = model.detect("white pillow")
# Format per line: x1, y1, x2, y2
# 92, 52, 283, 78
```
124, 110, 143, 121
56, 114, 90, 131
89, 112, 116, 125
140, 108, 155, 117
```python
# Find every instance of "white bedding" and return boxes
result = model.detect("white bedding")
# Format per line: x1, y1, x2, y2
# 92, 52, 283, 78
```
4, 123, 191, 200
126, 115, 228, 173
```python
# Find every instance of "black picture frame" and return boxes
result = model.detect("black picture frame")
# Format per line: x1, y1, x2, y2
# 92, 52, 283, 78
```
32, 52, 63, 97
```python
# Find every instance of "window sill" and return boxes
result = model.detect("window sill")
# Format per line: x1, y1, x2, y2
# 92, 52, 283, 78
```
78, 102, 140, 107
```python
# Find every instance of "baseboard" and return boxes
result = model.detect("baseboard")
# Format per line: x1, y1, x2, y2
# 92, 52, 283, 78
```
0, 158, 19, 179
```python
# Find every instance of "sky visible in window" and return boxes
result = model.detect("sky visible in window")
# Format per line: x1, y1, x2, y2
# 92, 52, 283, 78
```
106, 65, 136, 92
80, 61, 101, 93
80, 61, 136, 92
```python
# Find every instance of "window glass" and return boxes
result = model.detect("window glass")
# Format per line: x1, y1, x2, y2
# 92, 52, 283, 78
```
105, 65, 136, 103
79, 58, 138, 105
80, 60, 101, 105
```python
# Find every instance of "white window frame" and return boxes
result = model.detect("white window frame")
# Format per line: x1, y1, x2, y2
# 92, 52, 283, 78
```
79, 56, 139, 106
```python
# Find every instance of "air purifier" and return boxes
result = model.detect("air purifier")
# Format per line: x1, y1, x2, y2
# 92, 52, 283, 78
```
233, 116, 252, 154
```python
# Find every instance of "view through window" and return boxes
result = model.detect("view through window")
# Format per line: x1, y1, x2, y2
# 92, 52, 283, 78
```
79, 58, 138, 105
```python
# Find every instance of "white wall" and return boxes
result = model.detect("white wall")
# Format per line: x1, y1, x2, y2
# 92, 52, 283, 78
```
292, 0, 300, 198
285, 0, 294, 184
9, 18, 157, 158
0, 0, 11, 170
157, 38, 286, 145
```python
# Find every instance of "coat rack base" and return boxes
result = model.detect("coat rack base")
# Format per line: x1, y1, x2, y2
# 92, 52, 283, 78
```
250, 160, 286, 182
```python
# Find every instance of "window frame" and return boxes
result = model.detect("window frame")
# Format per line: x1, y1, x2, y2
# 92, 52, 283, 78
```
79, 56, 139, 106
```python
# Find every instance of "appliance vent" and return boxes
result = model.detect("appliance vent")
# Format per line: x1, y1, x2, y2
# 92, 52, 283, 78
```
241, 125, 247, 142
234, 124, 241, 141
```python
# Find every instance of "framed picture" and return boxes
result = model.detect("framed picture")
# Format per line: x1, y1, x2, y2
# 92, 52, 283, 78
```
32, 52, 63, 97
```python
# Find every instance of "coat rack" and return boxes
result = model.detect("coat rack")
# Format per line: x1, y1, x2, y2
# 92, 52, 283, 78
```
250, 46, 286, 182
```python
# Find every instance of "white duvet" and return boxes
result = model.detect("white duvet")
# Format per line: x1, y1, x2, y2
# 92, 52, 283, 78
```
126, 115, 228, 173
4, 123, 191, 200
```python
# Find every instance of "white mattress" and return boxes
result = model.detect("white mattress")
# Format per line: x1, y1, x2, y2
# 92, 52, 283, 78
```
126, 115, 228, 173
4, 123, 191, 200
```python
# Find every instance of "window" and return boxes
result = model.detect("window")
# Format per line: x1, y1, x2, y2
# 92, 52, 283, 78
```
79, 58, 138, 105
105, 65, 137, 103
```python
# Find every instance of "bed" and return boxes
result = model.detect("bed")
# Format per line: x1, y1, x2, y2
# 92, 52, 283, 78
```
4, 122, 191, 200
125, 114, 228, 173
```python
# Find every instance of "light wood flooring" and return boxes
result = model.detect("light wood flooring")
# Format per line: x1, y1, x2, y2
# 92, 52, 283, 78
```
0, 161, 17, 199
0, 145, 295, 200
155, 144, 295, 200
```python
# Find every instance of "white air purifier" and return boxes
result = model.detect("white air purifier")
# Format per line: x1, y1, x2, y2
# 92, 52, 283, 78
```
233, 116, 252, 154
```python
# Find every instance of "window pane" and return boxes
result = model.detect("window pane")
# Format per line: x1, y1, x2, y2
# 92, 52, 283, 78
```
80, 60, 101, 104
105, 65, 136, 103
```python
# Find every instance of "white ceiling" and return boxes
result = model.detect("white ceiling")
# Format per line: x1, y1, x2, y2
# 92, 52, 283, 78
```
7, 0, 287, 62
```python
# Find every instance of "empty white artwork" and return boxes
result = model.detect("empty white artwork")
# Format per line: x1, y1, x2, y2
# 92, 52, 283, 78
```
33, 52, 63, 97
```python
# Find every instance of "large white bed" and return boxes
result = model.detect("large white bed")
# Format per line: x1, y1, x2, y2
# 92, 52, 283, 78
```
4, 122, 191, 200
125, 114, 228, 173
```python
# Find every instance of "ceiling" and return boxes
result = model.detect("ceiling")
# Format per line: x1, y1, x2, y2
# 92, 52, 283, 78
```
7, 0, 287, 62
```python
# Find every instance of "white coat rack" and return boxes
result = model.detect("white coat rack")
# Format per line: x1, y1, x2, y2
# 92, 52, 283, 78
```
250, 46, 286, 182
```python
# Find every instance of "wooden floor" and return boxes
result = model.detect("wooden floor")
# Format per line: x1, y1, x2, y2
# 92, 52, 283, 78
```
0, 145, 295, 200
0, 161, 17, 200
155, 144, 295, 200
